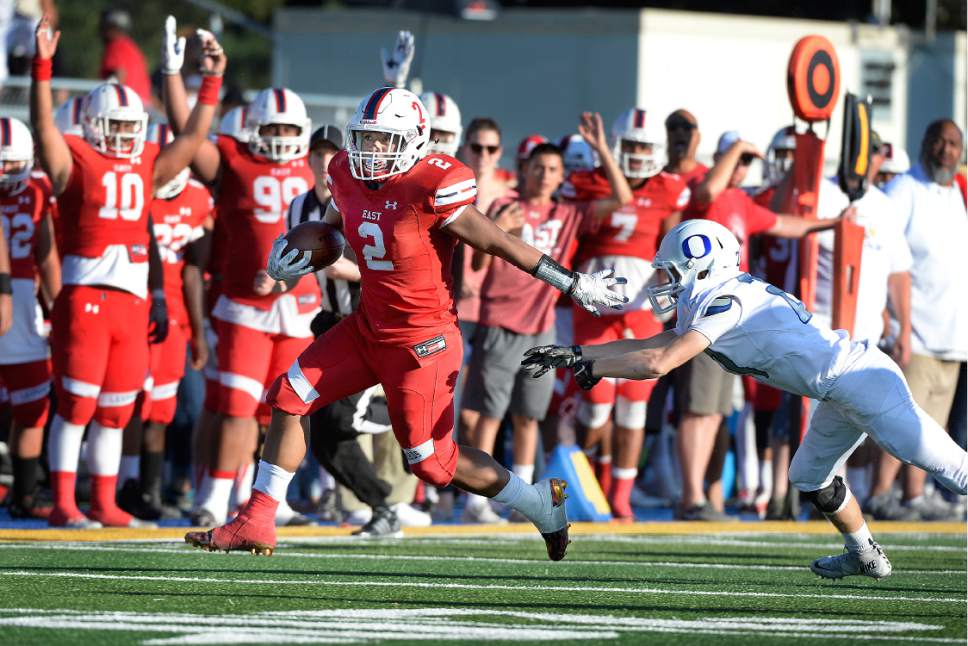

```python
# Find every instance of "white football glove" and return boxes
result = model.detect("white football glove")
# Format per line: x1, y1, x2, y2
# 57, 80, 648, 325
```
381, 30, 415, 88
570, 268, 628, 316
266, 235, 314, 282
161, 15, 186, 75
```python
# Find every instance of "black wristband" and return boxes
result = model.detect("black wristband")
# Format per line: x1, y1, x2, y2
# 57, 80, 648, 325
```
531, 254, 577, 294
571, 345, 583, 364
0, 273, 11, 295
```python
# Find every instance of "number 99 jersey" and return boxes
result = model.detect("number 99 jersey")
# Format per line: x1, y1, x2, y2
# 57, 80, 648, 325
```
327, 149, 477, 344
214, 134, 314, 309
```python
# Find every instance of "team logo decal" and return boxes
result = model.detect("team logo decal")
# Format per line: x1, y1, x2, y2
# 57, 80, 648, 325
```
681, 234, 711, 259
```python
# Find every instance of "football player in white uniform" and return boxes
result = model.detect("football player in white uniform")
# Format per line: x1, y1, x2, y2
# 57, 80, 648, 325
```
523, 219, 968, 580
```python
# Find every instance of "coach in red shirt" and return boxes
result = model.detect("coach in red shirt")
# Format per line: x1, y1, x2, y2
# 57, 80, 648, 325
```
99, 9, 151, 105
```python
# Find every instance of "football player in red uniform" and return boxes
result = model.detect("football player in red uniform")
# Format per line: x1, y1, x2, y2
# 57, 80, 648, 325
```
31, 16, 224, 527
117, 123, 214, 519
185, 88, 627, 560
0, 118, 60, 519
162, 27, 319, 524
561, 108, 689, 519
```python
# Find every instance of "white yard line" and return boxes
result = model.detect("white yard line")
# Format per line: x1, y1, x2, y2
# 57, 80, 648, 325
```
1, 569, 964, 605
3, 542, 964, 576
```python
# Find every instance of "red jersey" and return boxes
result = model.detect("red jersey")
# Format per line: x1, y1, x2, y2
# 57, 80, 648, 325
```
478, 198, 592, 336
150, 179, 213, 326
751, 186, 798, 293
327, 150, 477, 344
0, 173, 54, 279
214, 135, 316, 311
564, 168, 688, 264
57, 135, 160, 298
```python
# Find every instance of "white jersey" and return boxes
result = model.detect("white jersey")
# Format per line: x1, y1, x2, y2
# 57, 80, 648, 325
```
675, 272, 863, 400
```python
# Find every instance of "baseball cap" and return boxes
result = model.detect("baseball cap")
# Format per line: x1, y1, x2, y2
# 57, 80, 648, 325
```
310, 125, 342, 151
716, 131, 742, 155
517, 134, 548, 161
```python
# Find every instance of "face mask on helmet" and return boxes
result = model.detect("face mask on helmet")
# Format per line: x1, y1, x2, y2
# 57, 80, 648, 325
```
647, 221, 740, 314
428, 128, 460, 156
612, 109, 665, 179
0, 117, 34, 188
82, 84, 148, 159
346, 87, 430, 181
245, 88, 311, 162
765, 127, 796, 186
420, 92, 462, 157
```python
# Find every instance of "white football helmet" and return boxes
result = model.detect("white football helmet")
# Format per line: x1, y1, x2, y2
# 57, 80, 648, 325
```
0, 117, 34, 188
245, 88, 311, 161
346, 86, 430, 181
81, 83, 148, 159
558, 134, 600, 174
612, 108, 665, 179
879, 143, 910, 175
54, 96, 85, 136
765, 126, 797, 186
647, 219, 741, 314
147, 123, 189, 200
218, 105, 250, 143
419, 91, 462, 157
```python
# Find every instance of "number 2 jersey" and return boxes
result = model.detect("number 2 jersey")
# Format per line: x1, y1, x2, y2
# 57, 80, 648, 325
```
562, 168, 688, 312
676, 272, 862, 401
57, 135, 160, 299
326, 150, 477, 345
149, 178, 213, 326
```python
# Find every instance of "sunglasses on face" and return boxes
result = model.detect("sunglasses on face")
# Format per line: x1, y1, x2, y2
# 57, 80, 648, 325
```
469, 143, 500, 155
738, 153, 756, 166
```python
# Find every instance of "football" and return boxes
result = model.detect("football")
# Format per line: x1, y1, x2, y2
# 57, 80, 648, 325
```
283, 220, 346, 272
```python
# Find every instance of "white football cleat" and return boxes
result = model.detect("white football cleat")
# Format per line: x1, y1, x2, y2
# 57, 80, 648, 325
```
810, 540, 892, 580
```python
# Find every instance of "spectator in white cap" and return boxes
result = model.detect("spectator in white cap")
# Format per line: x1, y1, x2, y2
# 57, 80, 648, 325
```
875, 143, 911, 189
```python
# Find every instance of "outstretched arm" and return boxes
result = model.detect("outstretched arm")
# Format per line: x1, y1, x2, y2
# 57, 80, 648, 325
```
154, 27, 226, 188
30, 15, 72, 195
445, 204, 628, 315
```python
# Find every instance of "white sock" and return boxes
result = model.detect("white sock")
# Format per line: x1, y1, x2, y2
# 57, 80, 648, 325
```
512, 463, 535, 485
204, 477, 234, 524
612, 467, 638, 480
118, 455, 140, 488
47, 415, 85, 472
86, 422, 123, 476
493, 472, 555, 531
253, 459, 295, 503
844, 522, 875, 553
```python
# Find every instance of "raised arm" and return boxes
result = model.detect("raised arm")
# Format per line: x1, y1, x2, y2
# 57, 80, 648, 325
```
30, 16, 72, 195
160, 17, 221, 183
693, 140, 761, 208
154, 27, 226, 188
578, 112, 633, 219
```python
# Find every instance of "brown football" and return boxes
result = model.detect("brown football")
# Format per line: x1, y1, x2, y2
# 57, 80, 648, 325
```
283, 220, 346, 272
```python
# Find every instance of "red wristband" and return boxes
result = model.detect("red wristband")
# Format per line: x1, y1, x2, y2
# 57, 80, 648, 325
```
197, 74, 222, 106
31, 57, 52, 81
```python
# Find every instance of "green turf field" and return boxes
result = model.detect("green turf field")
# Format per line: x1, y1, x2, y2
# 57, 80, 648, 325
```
0, 527, 964, 644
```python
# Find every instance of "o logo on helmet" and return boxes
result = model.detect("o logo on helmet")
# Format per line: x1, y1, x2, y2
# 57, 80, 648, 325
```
682, 234, 712, 259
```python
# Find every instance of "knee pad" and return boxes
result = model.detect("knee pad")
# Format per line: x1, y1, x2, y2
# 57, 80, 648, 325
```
577, 401, 613, 429
802, 475, 852, 514
615, 396, 646, 429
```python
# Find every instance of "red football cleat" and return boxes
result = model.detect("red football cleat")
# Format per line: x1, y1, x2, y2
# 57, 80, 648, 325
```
185, 492, 279, 556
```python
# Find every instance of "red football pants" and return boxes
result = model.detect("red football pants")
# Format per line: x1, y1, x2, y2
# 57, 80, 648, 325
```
0, 359, 51, 428
51, 285, 149, 429
266, 313, 462, 487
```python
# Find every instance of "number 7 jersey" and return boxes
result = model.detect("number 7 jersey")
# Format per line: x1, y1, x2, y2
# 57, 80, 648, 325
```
676, 272, 862, 401
327, 150, 477, 344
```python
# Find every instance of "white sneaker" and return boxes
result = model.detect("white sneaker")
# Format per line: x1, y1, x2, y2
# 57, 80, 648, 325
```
810, 540, 892, 580
393, 502, 432, 527
460, 500, 507, 525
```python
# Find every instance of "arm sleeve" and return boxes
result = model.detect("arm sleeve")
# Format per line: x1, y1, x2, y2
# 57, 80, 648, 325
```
689, 296, 742, 344
431, 163, 477, 220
